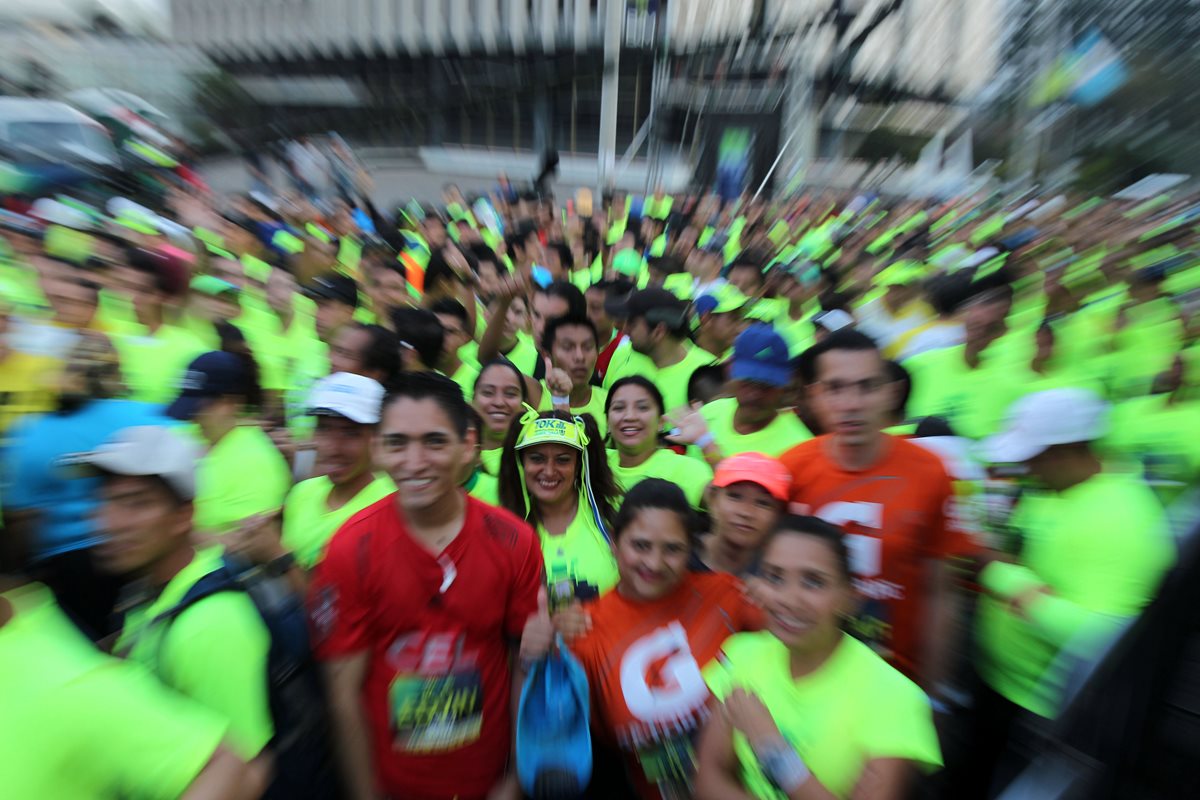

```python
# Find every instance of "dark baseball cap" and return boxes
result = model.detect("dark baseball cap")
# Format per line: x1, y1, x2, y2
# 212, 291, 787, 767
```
605, 286, 690, 329
303, 273, 359, 307
166, 351, 250, 421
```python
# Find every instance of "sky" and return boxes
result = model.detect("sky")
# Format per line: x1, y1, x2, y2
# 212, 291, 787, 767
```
0, 0, 169, 36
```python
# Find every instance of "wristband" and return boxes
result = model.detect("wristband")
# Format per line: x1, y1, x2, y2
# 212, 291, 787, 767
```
696, 431, 715, 449
756, 742, 810, 795
551, 394, 570, 407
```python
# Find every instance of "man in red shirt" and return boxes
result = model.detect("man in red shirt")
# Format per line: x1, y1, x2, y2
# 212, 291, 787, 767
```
309, 373, 543, 800
782, 328, 976, 691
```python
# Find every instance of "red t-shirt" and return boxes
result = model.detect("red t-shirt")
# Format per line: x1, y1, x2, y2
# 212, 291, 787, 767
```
779, 435, 976, 683
570, 572, 764, 799
308, 493, 543, 800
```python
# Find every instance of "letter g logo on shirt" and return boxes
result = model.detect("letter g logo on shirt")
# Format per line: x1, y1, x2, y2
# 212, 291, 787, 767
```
620, 623, 708, 721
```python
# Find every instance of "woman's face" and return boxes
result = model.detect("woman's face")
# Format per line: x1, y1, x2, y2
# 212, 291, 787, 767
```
616, 507, 690, 601
473, 366, 523, 439
607, 384, 661, 453
710, 482, 781, 552
753, 532, 852, 649
522, 443, 579, 507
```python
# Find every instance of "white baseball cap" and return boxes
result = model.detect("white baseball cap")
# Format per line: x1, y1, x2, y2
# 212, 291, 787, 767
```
78, 425, 200, 501
981, 388, 1108, 464
308, 372, 385, 424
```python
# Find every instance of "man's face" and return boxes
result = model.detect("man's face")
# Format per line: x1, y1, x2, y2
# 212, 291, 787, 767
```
190, 290, 239, 323
267, 268, 297, 315
550, 323, 598, 388
733, 380, 785, 425
963, 296, 1008, 346
313, 415, 374, 487
704, 311, 745, 354
585, 288, 614, 337
435, 313, 470, 360
127, 269, 163, 322
423, 221, 447, 249
97, 475, 190, 576
209, 257, 245, 291
315, 299, 354, 341
503, 297, 529, 341
476, 261, 502, 300
374, 398, 475, 517
626, 317, 659, 355
329, 325, 371, 376
808, 348, 891, 448
47, 277, 99, 328
371, 266, 408, 311
531, 293, 569, 347
727, 266, 763, 296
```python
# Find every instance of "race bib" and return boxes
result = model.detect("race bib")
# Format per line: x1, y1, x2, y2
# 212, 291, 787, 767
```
389, 671, 483, 753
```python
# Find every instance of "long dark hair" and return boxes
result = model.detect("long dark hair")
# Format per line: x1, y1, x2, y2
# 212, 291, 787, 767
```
497, 409, 620, 533
215, 321, 264, 413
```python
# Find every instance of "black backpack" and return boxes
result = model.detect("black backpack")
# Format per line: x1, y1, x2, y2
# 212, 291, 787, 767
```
150, 555, 338, 800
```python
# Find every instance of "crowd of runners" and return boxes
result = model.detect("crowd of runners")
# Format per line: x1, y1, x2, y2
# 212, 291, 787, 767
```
0, 165, 1193, 799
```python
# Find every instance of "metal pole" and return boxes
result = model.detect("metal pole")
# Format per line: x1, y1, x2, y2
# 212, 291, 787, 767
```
598, 0, 623, 193
753, 129, 798, 202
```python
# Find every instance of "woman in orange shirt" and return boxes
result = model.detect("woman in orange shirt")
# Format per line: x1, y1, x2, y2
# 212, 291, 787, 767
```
522, 478, 764, 799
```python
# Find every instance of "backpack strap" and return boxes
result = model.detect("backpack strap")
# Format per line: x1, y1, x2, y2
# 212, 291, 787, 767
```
144, 564, 242, 680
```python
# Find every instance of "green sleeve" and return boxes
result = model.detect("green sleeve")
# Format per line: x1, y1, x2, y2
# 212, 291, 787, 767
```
164, 592, 275, 758
65, 660, 229, 799
1023, 591, 1129, 650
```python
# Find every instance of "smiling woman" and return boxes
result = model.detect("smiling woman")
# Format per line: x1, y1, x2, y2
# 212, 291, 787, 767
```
498, 408, 622, 610
521, 479, 766, 800
694, 516, 943, 800
605, 376, 714, 510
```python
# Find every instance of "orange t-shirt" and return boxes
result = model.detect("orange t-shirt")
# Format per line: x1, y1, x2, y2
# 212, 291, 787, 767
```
570, 571, 764, 800
779, 434, 976, 683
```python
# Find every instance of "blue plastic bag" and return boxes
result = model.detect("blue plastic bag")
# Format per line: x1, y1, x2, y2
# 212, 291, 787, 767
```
516, 636, 592, 799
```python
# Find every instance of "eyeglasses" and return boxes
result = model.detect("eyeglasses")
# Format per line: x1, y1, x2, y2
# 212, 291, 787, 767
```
816, 377, 886, 397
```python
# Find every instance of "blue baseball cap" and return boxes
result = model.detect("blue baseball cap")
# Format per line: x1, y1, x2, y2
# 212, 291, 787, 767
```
166, 351, 250, 421
730, 324, 791, 387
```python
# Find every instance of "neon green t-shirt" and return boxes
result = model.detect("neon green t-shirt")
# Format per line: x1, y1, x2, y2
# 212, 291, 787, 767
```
449, 360, 482, 402
905, 345, 1030, 439
194, 425, 292, 535
700, 397, 811, 459
604, 340, 716, 416
464, 469, 500, 506
114, 547, 272, 758
705, 632, 942, 799
1, 583, 230, 799
114, 324, 208, 405
504, 330, 543, 377
1105, 394, 1200, 504
976, 471, 1175, 716
96, 290, 143, 337
282, 473, 396, 568
539, 503, 619, 605
607, 447, 713, 509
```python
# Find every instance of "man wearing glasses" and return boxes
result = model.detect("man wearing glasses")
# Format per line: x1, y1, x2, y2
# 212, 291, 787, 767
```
782, 328, 977, 694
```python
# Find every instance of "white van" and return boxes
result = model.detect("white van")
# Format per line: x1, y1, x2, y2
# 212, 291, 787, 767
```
0, 97, 121, 191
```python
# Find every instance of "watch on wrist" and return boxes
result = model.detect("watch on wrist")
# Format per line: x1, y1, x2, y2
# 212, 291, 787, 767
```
756, 742, 810, 795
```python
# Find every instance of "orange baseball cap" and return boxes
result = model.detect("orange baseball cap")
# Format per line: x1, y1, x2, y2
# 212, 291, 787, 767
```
712, 452, 792, 502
